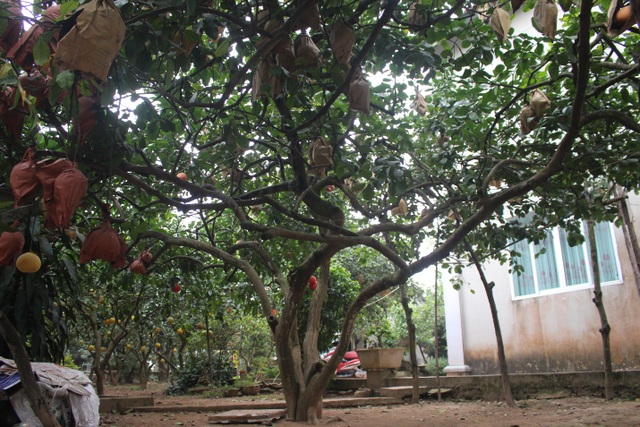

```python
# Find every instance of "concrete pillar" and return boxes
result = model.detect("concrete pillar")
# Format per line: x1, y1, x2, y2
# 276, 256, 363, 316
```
443, 280, 471, 376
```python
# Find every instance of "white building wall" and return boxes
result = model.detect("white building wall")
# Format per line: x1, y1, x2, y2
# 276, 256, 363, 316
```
445, 193, 640, 374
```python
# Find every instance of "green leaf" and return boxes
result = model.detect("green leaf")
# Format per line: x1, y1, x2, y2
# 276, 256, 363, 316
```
186, 0, 196, 17
33, 37, 51, 66
55, 70, 75, 89
215, 38, 230, 58
59, 1, 79, 17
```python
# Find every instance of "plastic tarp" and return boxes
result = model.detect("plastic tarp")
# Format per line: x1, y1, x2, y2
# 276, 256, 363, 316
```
0, 356, 99, 426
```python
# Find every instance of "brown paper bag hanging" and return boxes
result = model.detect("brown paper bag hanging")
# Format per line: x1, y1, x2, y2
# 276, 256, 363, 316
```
294, 0, 321, 30
0, 0, 21, 53
519, 105, 539, 134
7, 4, 61, 71
130, 258, 148, 275
295, 34, 321, 67
408, 3, 425, 26
276, 47, 297, 73
0, 86, 25, 138
606, 0, 638, 37
414, 92, 427, 116
391, 198, 408, 216
35, 158, 73, 203
490, 7, 511, 42
79, 219, 127, 268
347, 77, 370, 115
72, 96, 99, 145
533, 0, 558, 39
252, 58, 282, 101
54, 0, 126, 82
529, 89, 550, 116
49, 165, 88, 229
0, 230, 24, 266
10, 147, 39, 207
330, 19, 355, 64
308, 136, 333, 177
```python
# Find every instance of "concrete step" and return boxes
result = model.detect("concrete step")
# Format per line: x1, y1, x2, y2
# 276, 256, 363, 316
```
377, 386, 453, 398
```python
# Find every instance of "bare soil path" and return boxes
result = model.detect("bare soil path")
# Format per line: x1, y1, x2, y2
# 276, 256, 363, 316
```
98, 383, 640, 426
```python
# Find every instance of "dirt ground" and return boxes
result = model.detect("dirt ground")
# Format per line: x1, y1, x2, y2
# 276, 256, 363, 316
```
98, 383, 640, 426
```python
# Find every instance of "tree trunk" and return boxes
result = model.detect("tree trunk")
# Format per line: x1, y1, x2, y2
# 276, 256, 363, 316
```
299, 262, 330, 423
587, 219, 614, 400
138, 363, 149, 389
205, 315, 214, 386
464, 239, 516, 407
94, 363, 106, 396
615, 187, 640, 297
433, 263, 442, 401
0, 312, 61, 427
93, 341, 106, 395
399, 283, 420, 403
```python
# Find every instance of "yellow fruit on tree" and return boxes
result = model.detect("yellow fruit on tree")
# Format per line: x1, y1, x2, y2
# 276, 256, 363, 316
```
141, 345, 147, 353
154, 327, 162, 333
100, 347, 106, 352
126, 344, 132, 350
177, 328, 184, 335
16, 252, 41, 273
155, 342, 161, 348
167, 317, 175, 325
88, 345, 95, 352
197, 322, 205, 330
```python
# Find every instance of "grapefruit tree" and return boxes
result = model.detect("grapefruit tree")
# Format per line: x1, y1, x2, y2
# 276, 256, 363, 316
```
1, 0, 640, 422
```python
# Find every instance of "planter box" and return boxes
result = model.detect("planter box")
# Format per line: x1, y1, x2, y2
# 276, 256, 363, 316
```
239, 385, 261, 396
357, 348, 404, 370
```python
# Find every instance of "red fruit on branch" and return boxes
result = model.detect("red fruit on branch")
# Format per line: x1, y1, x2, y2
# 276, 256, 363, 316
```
172, 283, 182, 293
308, 275, 318, 290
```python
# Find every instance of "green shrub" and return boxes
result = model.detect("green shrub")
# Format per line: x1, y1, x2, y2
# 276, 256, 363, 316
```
165, 358, 236, 395
421, 356, 448, 376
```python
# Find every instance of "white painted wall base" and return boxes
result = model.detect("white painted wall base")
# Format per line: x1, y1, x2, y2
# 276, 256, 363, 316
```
443, 364, 472, 376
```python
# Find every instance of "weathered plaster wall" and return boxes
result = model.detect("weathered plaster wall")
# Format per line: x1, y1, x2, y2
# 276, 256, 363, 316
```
457, 196, 640, 374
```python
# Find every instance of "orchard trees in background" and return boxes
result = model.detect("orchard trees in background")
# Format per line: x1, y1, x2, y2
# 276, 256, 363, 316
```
1, 0, 640, 421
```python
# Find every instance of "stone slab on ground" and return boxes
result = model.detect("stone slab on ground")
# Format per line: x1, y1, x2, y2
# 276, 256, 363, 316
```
209, 408, 287, 424
132, 396, 403, 414
377, 386, 452, 398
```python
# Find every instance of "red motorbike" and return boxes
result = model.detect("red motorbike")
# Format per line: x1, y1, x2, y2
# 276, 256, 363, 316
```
321, 348, 365, 378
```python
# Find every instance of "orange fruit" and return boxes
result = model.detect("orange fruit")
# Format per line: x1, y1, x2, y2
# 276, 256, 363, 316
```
615, 5, 632, 25
16, 252, 41, 273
